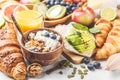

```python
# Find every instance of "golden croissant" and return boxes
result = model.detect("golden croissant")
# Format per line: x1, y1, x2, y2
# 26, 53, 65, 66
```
0, 23, 26, 80
95, 19, 112, 47
96, 19, 120, 59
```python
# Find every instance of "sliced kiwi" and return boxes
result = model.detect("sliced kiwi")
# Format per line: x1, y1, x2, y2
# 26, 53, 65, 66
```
46, 5, 66, 20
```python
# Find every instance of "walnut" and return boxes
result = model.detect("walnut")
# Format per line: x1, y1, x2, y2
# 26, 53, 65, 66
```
27, 63, 43, 77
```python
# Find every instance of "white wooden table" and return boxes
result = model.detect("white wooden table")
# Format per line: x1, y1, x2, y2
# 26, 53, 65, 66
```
0, 0, 120, 80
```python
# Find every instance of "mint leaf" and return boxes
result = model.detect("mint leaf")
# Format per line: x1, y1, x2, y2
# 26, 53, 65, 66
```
72, 23, 88, 31
89, 27, 101, 34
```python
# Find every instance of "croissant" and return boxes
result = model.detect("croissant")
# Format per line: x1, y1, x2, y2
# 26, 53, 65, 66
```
95, 19, 120, 59
0, 23, 26, 80
95, 19, 112, 47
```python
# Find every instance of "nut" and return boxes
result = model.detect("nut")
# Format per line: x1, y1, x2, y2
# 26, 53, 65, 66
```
27, 63, 43, 77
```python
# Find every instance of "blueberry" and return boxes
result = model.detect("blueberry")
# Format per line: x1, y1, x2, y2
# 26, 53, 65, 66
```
71, 6, 76, 11
93, 62, 101, 69
30, 48, 39, 52
66, 12, 70, 15
42, 30, 50, 37
50, 33, 57, 40
72, 3, 77, 7
65, 2, 69, 6
60, 1, 66, 6
87, 64, 94, 70
66, 5, 71, 10
82, 57, 90, 64
47, 4, 51, 8
50, 0, 54, 5
46, 0, 50, 4
54, 1, 59, 5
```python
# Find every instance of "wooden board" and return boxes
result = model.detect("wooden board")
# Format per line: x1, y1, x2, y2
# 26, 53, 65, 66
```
63, 48, 84, 64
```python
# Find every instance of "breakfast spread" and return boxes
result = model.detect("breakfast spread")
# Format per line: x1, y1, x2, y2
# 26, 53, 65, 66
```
0, 0, 120, 80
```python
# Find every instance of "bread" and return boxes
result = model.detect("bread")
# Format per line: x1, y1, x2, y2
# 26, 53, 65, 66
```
95, 19, 120, 59
95, 19, 112, 47
0, 23, 26, 80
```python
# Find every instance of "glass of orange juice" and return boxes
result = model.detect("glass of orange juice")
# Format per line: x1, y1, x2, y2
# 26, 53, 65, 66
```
14, 4, 43, 33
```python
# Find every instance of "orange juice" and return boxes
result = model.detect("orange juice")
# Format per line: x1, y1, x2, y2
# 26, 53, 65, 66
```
15, 10, 43, 32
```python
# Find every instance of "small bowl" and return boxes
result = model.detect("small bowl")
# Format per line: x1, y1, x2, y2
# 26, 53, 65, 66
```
44, 14, 72, 27
20, 28, 64, 66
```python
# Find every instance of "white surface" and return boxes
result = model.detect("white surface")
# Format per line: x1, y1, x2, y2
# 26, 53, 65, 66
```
0, 0, 120, 80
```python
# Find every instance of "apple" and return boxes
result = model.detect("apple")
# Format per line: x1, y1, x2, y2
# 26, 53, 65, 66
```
72, 7, 96, 26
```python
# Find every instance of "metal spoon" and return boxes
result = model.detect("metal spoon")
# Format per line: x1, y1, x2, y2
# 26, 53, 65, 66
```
11, 15, 26, 44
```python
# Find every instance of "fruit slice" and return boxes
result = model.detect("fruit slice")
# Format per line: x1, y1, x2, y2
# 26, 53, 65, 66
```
46, 5, 66, 20
100, 7, 116, 21
2, 3, 28, 23
33, 2, 47, 17
2, 3, 19, 23
0, 0, 18, 9
0, 16, 5, 28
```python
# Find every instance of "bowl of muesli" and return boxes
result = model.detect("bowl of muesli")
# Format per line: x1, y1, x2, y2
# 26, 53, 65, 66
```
20, 28, 64, 65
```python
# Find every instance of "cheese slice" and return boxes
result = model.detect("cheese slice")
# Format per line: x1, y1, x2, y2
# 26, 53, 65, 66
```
87, 0, 106, 10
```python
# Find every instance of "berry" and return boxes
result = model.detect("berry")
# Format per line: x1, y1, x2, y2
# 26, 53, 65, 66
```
42, 30, 50, 37
87, 64, 94, 70
66, 5, 71, 10
50, 0, 54, 5
93, 62, 101, 69
72, 3, 76, 7
66, 12, 70, 15
60, 1, 66, 6
54, 1, 59, 5
46, 0, 50, 4
71, 6, 76, 11
47, 4, 51, 8
50, 33, 57, 40
82, 57, 90, 64
30, 48, 39, 52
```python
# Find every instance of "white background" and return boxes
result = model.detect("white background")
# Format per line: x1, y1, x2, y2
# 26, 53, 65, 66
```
0, 0, 120, 80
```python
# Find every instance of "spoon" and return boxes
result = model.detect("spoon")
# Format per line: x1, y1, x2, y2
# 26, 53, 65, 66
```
11, 15, 27, 44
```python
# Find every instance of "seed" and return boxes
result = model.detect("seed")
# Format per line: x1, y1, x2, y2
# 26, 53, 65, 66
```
69, 64, 73, 68
67, 75, 74, 78
83, 72, 88, 75
73, 67, 77, 70
78, 69, 83, 75
81, 74, 84, 79
84, 69, 88, 73
81, 65, 86, 69
59, 71, 63, 75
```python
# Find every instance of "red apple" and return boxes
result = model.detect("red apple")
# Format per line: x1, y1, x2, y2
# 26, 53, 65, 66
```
72, 7, 96, 26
